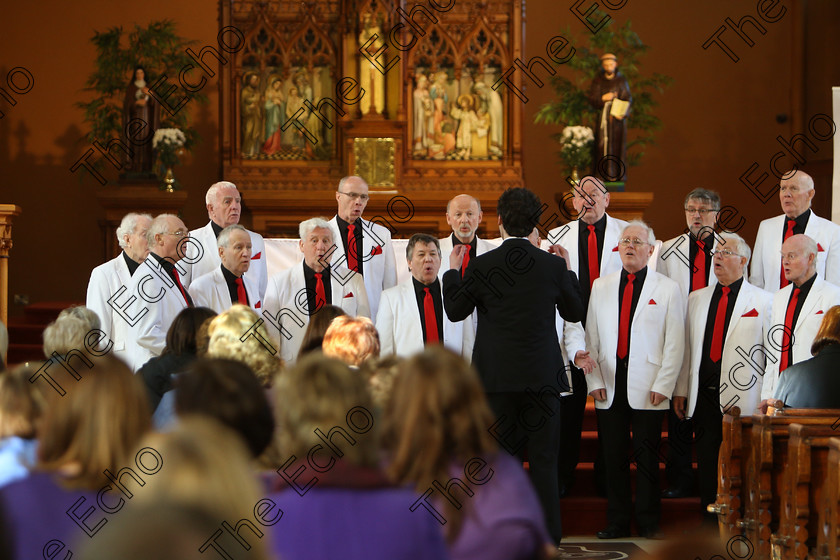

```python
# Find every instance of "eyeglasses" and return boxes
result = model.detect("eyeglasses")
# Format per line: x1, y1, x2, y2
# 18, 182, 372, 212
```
164, 230, 188, 237
618, 237, 649, 247
684, 207, 717, 215
338, 191, 370, 201
711, 249, 739, 258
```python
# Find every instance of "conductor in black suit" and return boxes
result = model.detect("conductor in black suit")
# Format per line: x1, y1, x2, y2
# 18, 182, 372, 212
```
443, 187, 586, 543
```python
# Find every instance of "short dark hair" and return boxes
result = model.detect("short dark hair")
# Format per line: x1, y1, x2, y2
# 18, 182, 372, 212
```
497, 188, 541, 237
405, 233, 440, 260
174, 358, 275, 457
297, 305, 348, 359
163, 307, 217, 356
684, 188, 721, 211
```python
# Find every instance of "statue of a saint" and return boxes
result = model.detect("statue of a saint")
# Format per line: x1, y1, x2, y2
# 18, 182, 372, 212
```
359, 13, 386, 116
587, 53, 631, 182
412, 74, 432, 155
241, 73, 263, 157
123, 66, 159, 175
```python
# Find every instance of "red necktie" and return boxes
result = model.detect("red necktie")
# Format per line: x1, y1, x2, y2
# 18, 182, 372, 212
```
780, 219, 796, 288
616, 273, 635, 359
172, 269, 193, 307
346, 223, 359, 272
423, 287, 440, 344
709, 286, 730, 363
314, 272, 326, 312
692, 239, 706, 292
780, 286, 800, 372
587, 224, 599, 289
235, 277, 247, 305
461, 248, 471, 278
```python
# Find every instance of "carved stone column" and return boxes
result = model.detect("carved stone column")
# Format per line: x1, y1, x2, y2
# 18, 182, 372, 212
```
0, 205, 23, 325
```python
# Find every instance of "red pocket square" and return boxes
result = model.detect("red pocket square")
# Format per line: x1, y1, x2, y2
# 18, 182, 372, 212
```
817, 310, 824, 315
741, 308, 759, 317
371, 246, 383, 256
255, 301, 262, 309
612, 246, 619, 252
817, 244, 825, 252
648, 299, 656, 305
251, 252, 261, 260
344, 292, 354, 298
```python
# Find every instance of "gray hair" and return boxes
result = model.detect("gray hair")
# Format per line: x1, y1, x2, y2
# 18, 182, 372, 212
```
146, 214, 179, 248
405, 233, 441, 260
43, 306, 101, 357
337, 176, 367, 192
218, 224, 249, 249
684, 188, 721, 211
718, 232, 751, 275
622, 220, 656, 246
116, 213, 152, 249
299, 217, 333, 241
206, 181, 238, 206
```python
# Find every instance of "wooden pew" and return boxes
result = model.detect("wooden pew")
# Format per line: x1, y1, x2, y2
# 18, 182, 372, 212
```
770, 424, 837, 560
814, 438, 840, 560
709, 406, 754, 537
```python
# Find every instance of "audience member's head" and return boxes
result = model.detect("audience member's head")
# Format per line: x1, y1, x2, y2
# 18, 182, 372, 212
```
163, 307, 217, 356
0, 364, 46, 440
361, 355, 404, 412
297, 305, 347, 358
275, 354, 378, 469
497, 187, 541, 238
383, 347, 497, 539
811, 305, 840, 356
135, 416, 264, 523
78, 502, 270, 560
322, 316, 380, 367
206, 304, 281, 386
42, 306, 101, 358
174, 358, 275, 458
37, 356, 151, 489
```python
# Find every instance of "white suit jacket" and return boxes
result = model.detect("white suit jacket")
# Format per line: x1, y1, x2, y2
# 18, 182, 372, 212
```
761, 276, 840, 400
585, 269, 686, 410
188, 267, 262, 314
181, 222, 268, 301
124, 255, 192, 371
749, 212, 840, 292
262, 261, 370, 365
659, 232, 719, 301
85, 253, 142, 370
684, 280, 772, 416
376, 280, 474, 359
327, 216, 397, 319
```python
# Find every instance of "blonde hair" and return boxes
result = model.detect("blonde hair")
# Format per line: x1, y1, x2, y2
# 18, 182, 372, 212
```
0, 364, 47, 438
43, 306, 101, 357
322, 316, 380, 367
275, 354, 378, 468
135, 416, 264, 526
38, 356, 151, 490
206, 304, 282, 386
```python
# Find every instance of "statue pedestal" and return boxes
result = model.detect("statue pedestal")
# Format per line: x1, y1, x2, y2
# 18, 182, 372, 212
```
96, 181, 187, 260
555, 190, 654, 223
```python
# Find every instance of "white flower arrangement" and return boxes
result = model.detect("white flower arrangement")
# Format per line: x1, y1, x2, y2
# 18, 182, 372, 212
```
560, 126, 594, 148
559, 126, 594, 173
152, 128, 186, 150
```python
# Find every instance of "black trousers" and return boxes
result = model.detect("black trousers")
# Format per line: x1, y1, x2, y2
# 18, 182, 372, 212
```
692, 386, 724, 511
665, 405, 695, 491
487, 390, 563, 543
559, 366, 587, 486
596, 360, 665, 531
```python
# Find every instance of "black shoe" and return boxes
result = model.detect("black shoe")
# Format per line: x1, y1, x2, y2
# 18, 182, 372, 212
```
596, 526, 630, 539
662, 486, 691, 499
638, 527, 665, 539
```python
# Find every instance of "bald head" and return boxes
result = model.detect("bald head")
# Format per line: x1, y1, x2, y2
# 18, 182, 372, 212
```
446, 194, 483, 243
781, 233, 818, 286
779, 171, 815, 219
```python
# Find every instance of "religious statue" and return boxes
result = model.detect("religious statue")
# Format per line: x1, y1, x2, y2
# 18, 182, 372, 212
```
472, 81, 503, 157
358, 13, 386, 116
587, 53, 631, 182
241, 73, 263, 157
412, 74, 433, 155
123, 66, 160, 175
450, 94, 478, 159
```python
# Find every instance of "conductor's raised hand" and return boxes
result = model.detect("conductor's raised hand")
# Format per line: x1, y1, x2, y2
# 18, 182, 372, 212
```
548, 244, 571, 270
450, 243, 469, 271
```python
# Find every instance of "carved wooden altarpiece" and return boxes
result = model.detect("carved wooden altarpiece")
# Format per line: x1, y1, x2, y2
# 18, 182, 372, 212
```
220, 0, 525, 237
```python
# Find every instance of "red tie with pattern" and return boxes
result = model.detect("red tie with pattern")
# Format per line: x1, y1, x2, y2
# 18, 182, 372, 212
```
235, 277, 248, 305
346, 223, 359, 272
709, 286, 730, 363
461, 247, 471, 278
314, 272, 326, 312
780, 286, 800, 372
780, 219, 796, 288
692, 239, 706, 292
616, 273, 635, 359
587, 224, 599, 289
172, 269, 193, 307
423, 287, 440, 344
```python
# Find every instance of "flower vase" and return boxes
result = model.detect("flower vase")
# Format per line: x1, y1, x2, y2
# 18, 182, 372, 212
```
163, 167, 175, 193
570, 168, 580, 186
